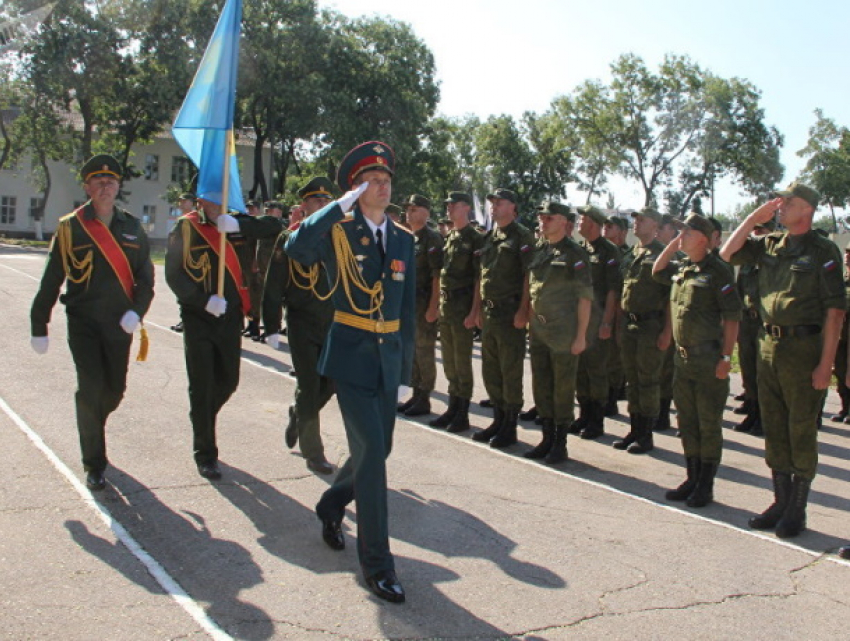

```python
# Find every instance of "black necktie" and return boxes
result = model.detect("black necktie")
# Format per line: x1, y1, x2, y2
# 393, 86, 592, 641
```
376, 228, 385, 262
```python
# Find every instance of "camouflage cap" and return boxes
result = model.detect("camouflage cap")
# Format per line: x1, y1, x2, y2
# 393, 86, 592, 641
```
385, 203, 403, 216
660, 214, 685, 229
606, 215, 630, 231
245, 199, 262, 209
297, 176, 335, 200
264, 201, 284, 211
537, 201, 574, 220
631, 207, 662, 224
405, 194, 432, 210
80, 154, 121, 182
578, 205, 609, 226
772, 182, 820, 209
178, 192, 195, 201
486, 188, 517, 204
708, 217, 723, 234
444, 191, 472, 205
683, 213, 714, 240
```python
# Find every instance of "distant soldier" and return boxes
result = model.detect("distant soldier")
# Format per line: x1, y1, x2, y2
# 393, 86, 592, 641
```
385, 203, 403, 225
237, 199, 262, 339
263, 177, 337, 474
472, 188, 535, 447
603, 215, 630, 415
397, 195, 444, 416
429, 192, 484, 432
524, 202, 592, 463
573, 205, 620, 440
654, 214, 682, 432
654, 214, 741, 507
615, 207, 673, 454
722, 182, 846, 538
832, 241, 850, 423
251, 201, 286, 342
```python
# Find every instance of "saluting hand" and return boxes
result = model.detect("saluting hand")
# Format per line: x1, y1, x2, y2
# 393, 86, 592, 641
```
337, 182, 369, 212
749, 198, 781, 226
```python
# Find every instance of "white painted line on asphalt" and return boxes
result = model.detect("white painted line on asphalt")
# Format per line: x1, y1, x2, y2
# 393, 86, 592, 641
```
0, 395, 234, 641
0, 262, 40, 280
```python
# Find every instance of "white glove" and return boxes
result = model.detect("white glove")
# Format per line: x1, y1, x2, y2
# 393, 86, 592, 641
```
31, 336, 49, 355
397, 385, 412, 403
266, 333, 281, 350
217, 213, 240, 233
119, 310, 140, 334
205, 295, 228, 317
337, 182, 369, 212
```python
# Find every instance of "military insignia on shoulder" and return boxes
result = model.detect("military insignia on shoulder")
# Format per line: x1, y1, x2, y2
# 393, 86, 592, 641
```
428, 246, 439, 254
473, 249, 483, 257
606, 258, 618, 266
520, 244, 532, 253
721, 283, 734, 295
574, 260, 586, 270
824, 259, 837, 272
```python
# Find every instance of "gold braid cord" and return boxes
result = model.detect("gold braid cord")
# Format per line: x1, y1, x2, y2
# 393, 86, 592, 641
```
289, 258, 337, 301
331, 223, 384, 315
181, 221, 212, 291
57, 218, 93, 288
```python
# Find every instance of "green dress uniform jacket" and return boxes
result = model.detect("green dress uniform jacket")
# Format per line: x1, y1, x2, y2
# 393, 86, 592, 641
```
165, 212, 282, 466
31, 203, 154, 473
439, 225, 485, 399
728, 230, 846, 479
478, 220, 536, 411
285, 202, 415, 576
528, 237, 594, 424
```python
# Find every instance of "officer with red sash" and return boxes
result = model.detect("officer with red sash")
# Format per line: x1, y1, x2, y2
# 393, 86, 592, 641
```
30, 154, 155, 491
165, 196, 280, 480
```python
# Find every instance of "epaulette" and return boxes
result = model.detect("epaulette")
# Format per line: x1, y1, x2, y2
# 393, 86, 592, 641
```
59, 212, 76, 223
394, 222, 415, 236
340, 214, 355, 223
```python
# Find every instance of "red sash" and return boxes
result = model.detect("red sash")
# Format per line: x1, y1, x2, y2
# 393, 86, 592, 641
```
185, 212, 251, 314
74, 208, 135, 302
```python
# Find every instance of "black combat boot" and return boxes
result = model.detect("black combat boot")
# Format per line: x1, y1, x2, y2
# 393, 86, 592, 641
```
472, 407, 504, 442
568, 400, 589, 434
836, 390, 850, 422
579, 401, 605, 440
654, 398, 672, 431
733, 401, 759, 433
603, 386, 619, 417
489, 408, 519, 448
666, 457, 700, 501
686, 461, 718, 508
627, 415, 654, 454
544, 423, 569, 464
447, 398, 471, 433
404, 391, 431, 416
397, 389, 419, 413
749, 404, 763, 436
775, 475, 811, 539
242, 318, 260, 339
733, 398, 751, 415
524, 419, 555, 459
519, 406, 538, 421
839, 545, 850, 559
749, 471, 793, 529
429, 396, 459, 428
613, 414, 638, 450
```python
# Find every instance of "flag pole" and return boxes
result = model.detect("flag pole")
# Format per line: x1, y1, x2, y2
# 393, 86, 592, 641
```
217, 129, 233, 298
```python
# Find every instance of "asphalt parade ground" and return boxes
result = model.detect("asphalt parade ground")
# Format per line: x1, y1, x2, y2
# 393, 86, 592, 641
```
1, 243, 849, 640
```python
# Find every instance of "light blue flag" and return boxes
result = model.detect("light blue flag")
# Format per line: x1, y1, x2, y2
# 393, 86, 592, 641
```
172, 0, 245, 213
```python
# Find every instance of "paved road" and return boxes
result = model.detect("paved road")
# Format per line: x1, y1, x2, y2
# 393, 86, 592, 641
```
1, 244, 849, 640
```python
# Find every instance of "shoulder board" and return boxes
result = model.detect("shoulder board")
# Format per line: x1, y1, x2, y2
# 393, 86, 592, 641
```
120, 209, 137, 221
394, 223, 415, 236
59, 212, 76, 223
339, 216, 355, 224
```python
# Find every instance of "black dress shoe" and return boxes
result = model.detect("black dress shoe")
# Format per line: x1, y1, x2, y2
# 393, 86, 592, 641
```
365, 569, 405, 603
307, 457, 334, 475
284, 405, 298, 449
320, 515, 345, 550
86, 470, 106, 491
170, 321, 184, 333
197, 461, 222, 479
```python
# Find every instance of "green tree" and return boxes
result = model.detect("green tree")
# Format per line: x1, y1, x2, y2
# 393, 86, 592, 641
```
798, 110, 850, 231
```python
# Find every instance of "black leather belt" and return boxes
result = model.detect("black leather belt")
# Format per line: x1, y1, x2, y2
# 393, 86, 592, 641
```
763, 323, 822, 339
747, 308, 760, 320
440, 285, 473, 301
677, 341, 720, 359
483, 295, 520, 310
626, 310, 664, 323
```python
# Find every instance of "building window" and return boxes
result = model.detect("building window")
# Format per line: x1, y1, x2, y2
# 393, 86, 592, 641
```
142, 204, 157, 225
144, 154, 159, 181
171, 156, 193, 184
1, 196, 17, 224
29, 197, 44, 220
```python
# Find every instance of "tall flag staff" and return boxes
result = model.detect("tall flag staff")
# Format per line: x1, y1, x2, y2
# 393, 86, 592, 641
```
171, 0, 245, 298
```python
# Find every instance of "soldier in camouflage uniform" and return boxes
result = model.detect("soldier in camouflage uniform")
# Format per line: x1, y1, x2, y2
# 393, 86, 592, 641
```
603, 215, 631, 415
654, 214, 681, 432
429, 192, 484, 432
722, 182, 846, 538
397, 194, 444, 416
654, 214, 742, 507
523, 202, 592, 463
472, 188, 536, 448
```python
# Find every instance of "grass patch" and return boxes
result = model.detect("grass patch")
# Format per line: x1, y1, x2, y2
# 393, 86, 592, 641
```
0, 235, 50, 248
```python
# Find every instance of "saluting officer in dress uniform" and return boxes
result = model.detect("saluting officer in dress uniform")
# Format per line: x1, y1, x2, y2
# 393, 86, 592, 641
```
722, 182, 846, 538
573, 205, 621, 440
653, 214, 742, 507
615, 207, 673, 454
472, 188, 536, 448
165, 197, 281, 480
429, 192, 485, 432
285, 141, 415, 604
397, 194, 444, 417
523, 202, 592, 463
31, 155, 155, 491
262, 177, 337, 475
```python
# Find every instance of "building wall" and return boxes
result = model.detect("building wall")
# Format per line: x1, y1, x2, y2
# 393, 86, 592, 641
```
0, 134, 268, 240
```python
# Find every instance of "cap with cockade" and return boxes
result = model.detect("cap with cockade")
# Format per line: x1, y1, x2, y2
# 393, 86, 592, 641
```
298, 176, 335, 201
337, 141, 395, 191
79, 154, 121, 182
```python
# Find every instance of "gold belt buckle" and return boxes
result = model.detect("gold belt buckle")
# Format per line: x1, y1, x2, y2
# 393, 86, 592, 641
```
374, 319, 385, 333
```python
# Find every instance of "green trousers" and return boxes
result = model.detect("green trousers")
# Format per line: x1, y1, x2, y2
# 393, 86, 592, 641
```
757, 332, 825, 480
530, 333, 579, 424
673, 351, 728, 463
621, 318, 665, 417
738, 311, 761, 400
577, 335, 612, 403
67, 315, 132, 473
439, 315, 475, 399
288, 318, 334, 460
481, 314, 526, 410
411, 297, 438, 392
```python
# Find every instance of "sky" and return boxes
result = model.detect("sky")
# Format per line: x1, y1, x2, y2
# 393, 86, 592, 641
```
320, 0, 850, 215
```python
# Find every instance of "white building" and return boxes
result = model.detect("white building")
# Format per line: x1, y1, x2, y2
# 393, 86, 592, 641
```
0, 125, 269, 241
